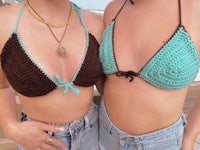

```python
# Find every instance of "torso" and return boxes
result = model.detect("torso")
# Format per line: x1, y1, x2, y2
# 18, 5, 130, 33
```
0, 2, 103, 124
101, 0, 200, 135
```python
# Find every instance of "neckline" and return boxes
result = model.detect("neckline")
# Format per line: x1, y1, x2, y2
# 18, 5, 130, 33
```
10, 2, 90, 87
13, 28, 89, 86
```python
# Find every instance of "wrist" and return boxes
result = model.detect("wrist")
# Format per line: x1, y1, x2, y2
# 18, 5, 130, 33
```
2, 120, 20, 138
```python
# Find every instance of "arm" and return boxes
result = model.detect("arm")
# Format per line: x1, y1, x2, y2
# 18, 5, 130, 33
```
0, 6, 67, 150
182, 98, 200, 150
0, 67, 67, 150
0, 70, 19, 137
182, 0, 200, 148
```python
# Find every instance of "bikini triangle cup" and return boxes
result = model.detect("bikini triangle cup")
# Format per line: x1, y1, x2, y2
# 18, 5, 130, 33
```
99, 0, 200, 90
0, 2, 103, 97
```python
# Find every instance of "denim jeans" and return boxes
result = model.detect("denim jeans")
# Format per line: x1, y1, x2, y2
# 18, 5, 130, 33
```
99, 99, 187, 150
18, 103, 99, 150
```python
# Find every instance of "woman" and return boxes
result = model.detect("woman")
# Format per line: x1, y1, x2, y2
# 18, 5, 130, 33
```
99, 0, 200, 149
0, 0, 104, 149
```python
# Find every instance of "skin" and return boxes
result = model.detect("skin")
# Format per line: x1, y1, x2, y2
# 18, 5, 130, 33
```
0, 0, 104, 149
102, 0, 200, 149
182, 99, 200, 150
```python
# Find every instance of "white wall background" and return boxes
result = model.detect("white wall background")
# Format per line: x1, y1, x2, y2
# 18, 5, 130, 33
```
71, 0, 112, 10
195, 70, 200, 81
2, 0, 15, 4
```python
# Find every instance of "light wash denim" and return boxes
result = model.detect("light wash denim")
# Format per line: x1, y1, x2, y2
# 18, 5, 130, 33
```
18, 103, 99, 150
99, 99, 187, 150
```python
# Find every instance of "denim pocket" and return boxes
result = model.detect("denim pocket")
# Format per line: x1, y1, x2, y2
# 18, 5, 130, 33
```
143, 135, 179, 150
143, 125, 184, 150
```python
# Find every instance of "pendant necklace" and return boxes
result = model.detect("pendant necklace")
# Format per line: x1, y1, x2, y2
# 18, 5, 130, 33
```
25, 0, 74, 57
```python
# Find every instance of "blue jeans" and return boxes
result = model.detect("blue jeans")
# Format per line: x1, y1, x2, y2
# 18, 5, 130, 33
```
99, 99, 187, 150
18, 103, 99, 150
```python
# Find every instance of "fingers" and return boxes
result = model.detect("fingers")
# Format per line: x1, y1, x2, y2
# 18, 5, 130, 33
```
13, 121, 67, 150
40, 142, 57, 150
40, 137, 67, 150
36, 122, 64, 133
48, 137, 67, 150
31, 121, 67, 150
47, 137, 53, 144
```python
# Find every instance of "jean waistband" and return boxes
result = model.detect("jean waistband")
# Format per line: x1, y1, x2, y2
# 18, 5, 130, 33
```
22, 103, 98, 135
100, 98, 187, 142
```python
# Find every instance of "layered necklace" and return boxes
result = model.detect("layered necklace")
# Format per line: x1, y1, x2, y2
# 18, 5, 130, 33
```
24, 0, 74, 56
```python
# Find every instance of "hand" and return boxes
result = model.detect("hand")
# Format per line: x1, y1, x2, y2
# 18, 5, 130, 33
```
38, 136, 67, 150
5, 121, 67, 150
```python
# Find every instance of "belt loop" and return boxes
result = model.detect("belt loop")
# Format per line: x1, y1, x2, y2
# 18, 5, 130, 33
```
69, 126, 74, 135
84, 116, 90, 131
107, 123, 113, 135
182, 113, 187, 126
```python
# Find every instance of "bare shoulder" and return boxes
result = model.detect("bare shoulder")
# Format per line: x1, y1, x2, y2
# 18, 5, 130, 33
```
182, 0, 200, 24
183, 0, 200, 14
0, 3, 22, 30
0, 4, 22, 87
103, 0, 126, 25
0, 3, 22, 51
82, 10, 105, 43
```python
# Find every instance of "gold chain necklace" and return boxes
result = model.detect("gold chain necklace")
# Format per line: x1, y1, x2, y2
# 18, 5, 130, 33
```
25, 0, 74, 56
24, 0, 72, 28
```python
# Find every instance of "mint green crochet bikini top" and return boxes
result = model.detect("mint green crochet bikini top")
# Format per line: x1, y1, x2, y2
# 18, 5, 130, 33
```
99, 0, 200, 90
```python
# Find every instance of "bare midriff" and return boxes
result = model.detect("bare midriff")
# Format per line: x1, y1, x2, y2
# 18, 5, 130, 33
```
103, 75, 188, 135
18, 86, 94, 125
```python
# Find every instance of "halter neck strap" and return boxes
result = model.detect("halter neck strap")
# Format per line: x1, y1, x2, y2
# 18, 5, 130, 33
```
12, 4, 25, 33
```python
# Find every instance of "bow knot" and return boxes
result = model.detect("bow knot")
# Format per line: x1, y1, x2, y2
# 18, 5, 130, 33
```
55, 75, 80, 95
116, 71, 139, 82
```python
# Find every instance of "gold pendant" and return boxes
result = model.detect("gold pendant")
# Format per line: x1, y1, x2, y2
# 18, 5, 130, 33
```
57, 46, 66, 56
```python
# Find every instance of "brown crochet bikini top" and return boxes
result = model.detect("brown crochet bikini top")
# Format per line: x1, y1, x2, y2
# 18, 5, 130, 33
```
0, 3, 103, 97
